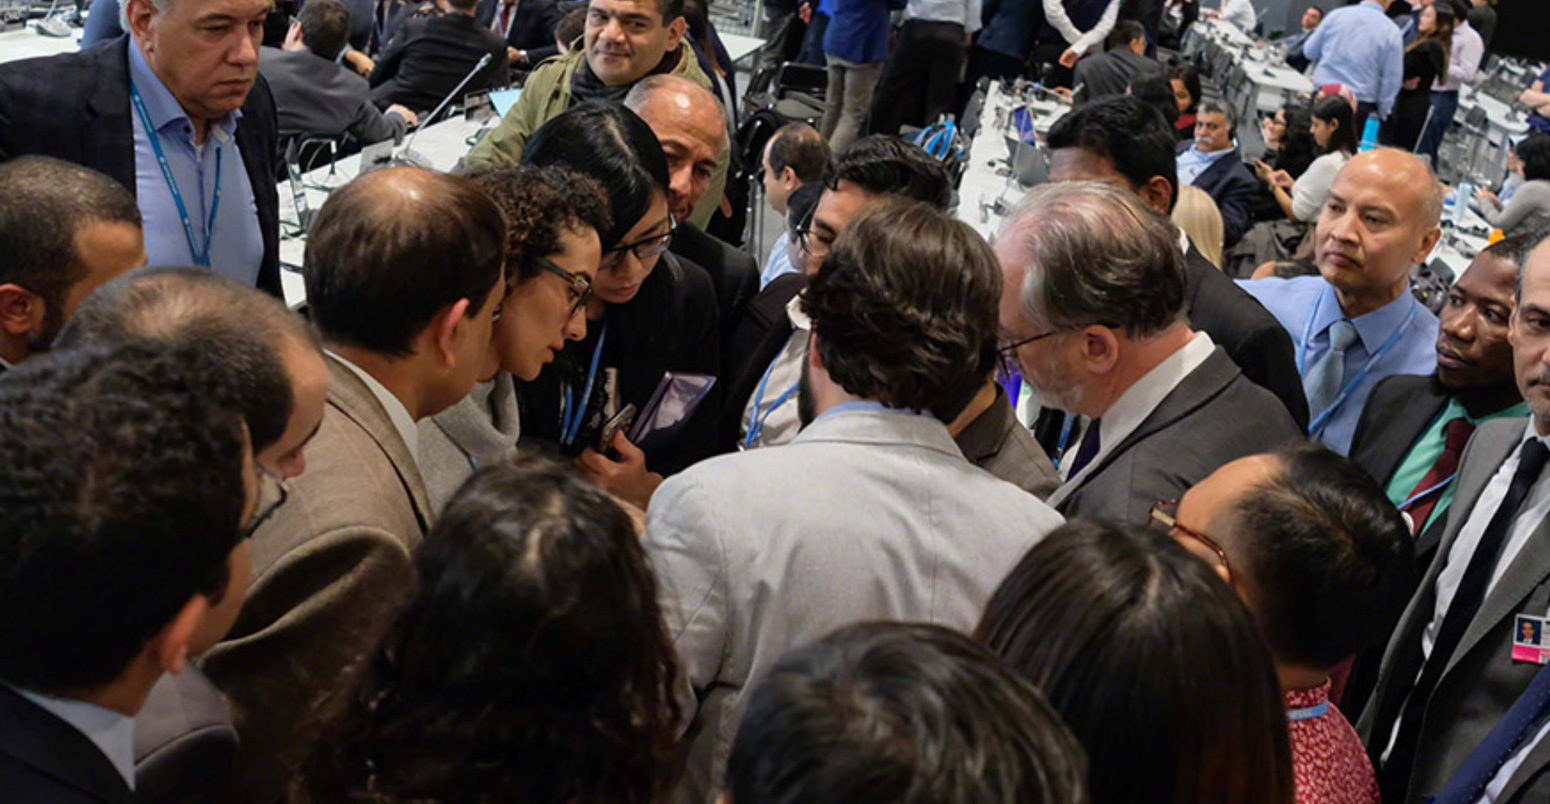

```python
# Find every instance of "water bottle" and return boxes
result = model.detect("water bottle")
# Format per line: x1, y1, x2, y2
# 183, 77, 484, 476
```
1453, 182, 1473, 226
1359, 115, 1381, 152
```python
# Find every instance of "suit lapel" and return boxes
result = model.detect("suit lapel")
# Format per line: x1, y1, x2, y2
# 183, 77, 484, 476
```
86, 38, 137, 192
323, 355, 433, 535
1368, 376, 1449, 488
0, 686, 133, 804
1448, 518, 1550, 679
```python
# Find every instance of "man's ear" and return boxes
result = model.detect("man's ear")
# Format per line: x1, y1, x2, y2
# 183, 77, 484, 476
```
1141, 176, 1175, 216
1413, 225, 1443, 266
124, 0, 159, 43
1078, 325, 1122, 376
0, 284, 45, 340
426, 298, 473, 366
153, 594, 211, 676
664, 15, 687, 51
780, 166, 800, 193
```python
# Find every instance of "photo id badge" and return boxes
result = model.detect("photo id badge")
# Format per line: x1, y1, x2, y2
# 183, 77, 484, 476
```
1513, 615, 1550, 664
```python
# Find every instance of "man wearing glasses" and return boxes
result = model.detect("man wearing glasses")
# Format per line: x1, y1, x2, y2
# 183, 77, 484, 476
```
1158, 443, 1411, 804
995, 180, 1301, 523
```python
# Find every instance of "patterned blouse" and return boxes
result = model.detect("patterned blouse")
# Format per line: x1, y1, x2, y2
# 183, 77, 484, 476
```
1287, 681, 1381, 804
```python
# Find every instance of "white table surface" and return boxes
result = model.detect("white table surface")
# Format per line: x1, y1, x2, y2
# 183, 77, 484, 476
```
955, 81, 1067, 241
721, 33, 764, 64
0, 26, 78, 64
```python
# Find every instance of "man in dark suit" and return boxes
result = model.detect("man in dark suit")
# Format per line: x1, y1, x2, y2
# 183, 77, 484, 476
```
0, 0, 283, 297
1177, 100, 1261, 248
1045, 95, 1310, 432
369, 0, 510, 111
1071, 20, 1160, 105
474, 0, 563, 69
0, 341, 254, 804
260, 0, 419, 142
998, 180, 1303, 523
1357, 236, 1550, 802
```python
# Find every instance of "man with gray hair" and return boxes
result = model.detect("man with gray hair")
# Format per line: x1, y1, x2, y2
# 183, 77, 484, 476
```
996, 180, 1302, 522
1176, 100, 1260, 248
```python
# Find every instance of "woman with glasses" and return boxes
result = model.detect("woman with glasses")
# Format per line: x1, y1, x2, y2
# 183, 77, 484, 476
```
518, 102, 722, 510
419, 165, 611, 511
977, 519, 1295, 804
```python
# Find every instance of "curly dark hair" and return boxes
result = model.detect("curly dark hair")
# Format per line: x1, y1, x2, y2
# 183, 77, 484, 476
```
801, 198, 1001, 422
294, 454, 682, 804
472, 165, 612, 280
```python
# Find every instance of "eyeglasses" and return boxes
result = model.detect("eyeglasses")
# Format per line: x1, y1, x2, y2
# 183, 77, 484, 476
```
1150, 499, 1232, 582
998, 329, 1065, 356
533, 255, 594, 317
241, 463, 289, 540
601, 214, 676, 270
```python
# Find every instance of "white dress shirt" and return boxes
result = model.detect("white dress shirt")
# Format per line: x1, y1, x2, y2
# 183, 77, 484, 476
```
327, 349, 419, 460
13, 686, 136, 789
738, 294, 811, 450
1042, 0, 1122, 55
1220, 0, 1257, 33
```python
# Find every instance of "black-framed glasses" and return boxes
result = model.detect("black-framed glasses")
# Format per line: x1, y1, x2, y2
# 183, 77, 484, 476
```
601, 213, 676, 269
534, 255, 594, 317
241, 464, 289, 540
1150, 499, 1233, 583
997, 329, 1065, 357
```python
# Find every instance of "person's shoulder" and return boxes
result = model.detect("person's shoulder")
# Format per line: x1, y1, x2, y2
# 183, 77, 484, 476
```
0, 38, 114, 93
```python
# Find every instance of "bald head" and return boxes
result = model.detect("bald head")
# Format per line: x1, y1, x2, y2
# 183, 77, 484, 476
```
1313, 148, 1442, 316
625, 75, 725, 222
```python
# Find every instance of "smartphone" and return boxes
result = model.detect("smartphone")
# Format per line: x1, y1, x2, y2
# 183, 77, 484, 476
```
598, 404, 637, 452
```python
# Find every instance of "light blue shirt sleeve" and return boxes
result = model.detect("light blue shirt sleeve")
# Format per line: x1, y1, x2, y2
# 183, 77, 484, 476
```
1378, 32, 1403, 118
1302, 14, 1325, 61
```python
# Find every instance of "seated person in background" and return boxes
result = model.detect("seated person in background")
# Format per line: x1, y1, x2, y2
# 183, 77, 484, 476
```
1170, 443, 1413, 804
201, 167, 504, 804
1172, 184, 1225, 269
725, 623, 1090, 804
758, 122, 830, 289
294, 456, 682, 803
0, 156, 145, 371
474, 0, 562, 71
420, 166, 610, 511
1476, 132, 1550, 238
1178, 101, 1261, 248
54, 266, 329, 803
998, 181, 1302, 522
1128, 72, 1180, 130
978, 520, 1296, 803
1260, 103, 1318, 181
646, 200, 1066, 802
0, 342, 254, 804
369, 0, 509, 112
1281, 4, 1323, 71
1521, 60, 1550, 136
1202, 0, 1256, 32
1071, 20, 1160, 105
260, 0, 419, 143
1256, 95, 1359, 224
1169, 63, 1202, 141
553, 4, 587, 53
1239, 149, 1443, 455
623, 75, 758, 350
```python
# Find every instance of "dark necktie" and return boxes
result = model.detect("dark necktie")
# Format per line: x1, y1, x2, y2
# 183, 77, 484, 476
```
1403, 418, 1476, 536
499, 1, 516, 35
1383, 438, 1550, 799
1064, 418, 1102, 476
1430, 658, 1550, 803
373, 0, 389, 51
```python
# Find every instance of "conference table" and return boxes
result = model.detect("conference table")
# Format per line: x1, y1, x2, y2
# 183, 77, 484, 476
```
954, 80, 1069, 241
1182, 18, 1313, 126
0, 26, 77, 64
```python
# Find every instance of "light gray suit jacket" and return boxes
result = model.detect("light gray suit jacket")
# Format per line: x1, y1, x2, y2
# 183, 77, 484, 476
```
418, 373, 521, 512
644, 406, 1065, 803
1357, 417, 1550, 802
134, 669, 237, 804
1049, 347, 1304, 523
200, 354, 432, 804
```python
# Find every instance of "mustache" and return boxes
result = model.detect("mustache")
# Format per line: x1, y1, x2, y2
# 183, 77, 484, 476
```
1529, 372, 1550, 388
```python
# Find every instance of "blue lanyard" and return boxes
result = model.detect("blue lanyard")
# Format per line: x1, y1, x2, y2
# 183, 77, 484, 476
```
130, 82, 222, 268
1399, 471, 1460, 511
1297, 294, 1418, 437
1287, 700, 1330, 722
559, 323, 607, 446
744, 355, 799, 449
1052, 413, 1078, 467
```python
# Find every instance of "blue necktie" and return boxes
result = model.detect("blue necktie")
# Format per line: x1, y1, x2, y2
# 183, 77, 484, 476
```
1304, 318, 1359, 421
1065, 418, 1101, 476
1430, 658, 1550, 803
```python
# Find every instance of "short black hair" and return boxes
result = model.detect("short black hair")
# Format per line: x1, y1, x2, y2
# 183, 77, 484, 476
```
1230, 443, 1414, 669
977, 520, 1295, 804
786, 181, 825, 233
829, 135, 953, 211
1128, 72, 1180, 130
523, 102, 671, 249
0, 341, 248, 695
54, 266, 319, 454
1105, 19, 1145, 49
0, 156, 141, 340
298, 0, 350, 59
1046, 95, 1180, 210
555, 5, 586, 49
768, 122, 830, 184
802, 199, 1001, 422
472, 165, 612, 281
1518, 133, 1550, 183
1168, 64, 1202, 113
658, 0, 684, 21
305, 167, 505, 356
727, 622, 1090, 804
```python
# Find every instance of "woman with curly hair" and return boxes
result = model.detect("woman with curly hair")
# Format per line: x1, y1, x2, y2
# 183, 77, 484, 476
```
419, 164, 612, 511
292, 454, 683, 803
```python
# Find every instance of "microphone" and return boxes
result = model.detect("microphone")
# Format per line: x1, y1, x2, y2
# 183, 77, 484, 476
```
392, 51, 495, 168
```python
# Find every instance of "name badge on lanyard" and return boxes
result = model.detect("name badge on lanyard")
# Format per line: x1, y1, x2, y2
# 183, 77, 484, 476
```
1514, 614, 1550, 664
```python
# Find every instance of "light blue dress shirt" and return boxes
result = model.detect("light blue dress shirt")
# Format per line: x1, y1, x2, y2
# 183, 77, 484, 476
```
761, 235, 798, 289
1238, 275, 1438, 455
1303, 0, 1404, 119
12, 685, 136, 790
128, 40, 264, 286
1176, 145, 1233, 186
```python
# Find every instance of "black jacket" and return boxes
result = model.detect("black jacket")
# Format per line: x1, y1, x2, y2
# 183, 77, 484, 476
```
369, 12, 510, 112
718, 272, 806, 454
1177, 141, 1260, 248
1072, 47, 1161, 104
669, 222, 759, 371
0, 37, 282, 298
473, 0, 564, 65
0, 684, 134, 804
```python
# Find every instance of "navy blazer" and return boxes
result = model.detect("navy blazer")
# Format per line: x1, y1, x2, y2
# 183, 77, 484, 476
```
473, 0, 563, 64
1177, 141, 1260, 249
0, 684, 134, 804
0, 37, 283, 298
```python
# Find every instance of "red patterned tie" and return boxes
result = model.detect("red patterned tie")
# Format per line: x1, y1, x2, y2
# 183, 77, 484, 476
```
1401, 417, 1474, 535
500, 1, 516, 36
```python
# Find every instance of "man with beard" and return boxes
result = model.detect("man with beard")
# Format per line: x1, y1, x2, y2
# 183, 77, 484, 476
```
996, 180, 1302, 523
644, 199, 1065, 803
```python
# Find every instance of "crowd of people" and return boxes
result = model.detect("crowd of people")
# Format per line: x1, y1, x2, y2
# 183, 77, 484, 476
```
1, 0, 1550, 803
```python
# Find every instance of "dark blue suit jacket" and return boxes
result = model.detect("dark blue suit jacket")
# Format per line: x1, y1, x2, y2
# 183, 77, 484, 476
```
473, 0, 563, 64
1177, 141, 1260, 249
0, 684, 134, 804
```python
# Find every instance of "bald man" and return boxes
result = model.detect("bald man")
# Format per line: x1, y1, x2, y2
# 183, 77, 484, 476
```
625, 74, 758, 354
1240, 148, 1444, 455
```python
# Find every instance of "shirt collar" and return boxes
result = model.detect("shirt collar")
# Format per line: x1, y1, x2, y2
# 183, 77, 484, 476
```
127, 36, 241, 141
1521, 417, 1550, 450
1441, 395, 1530, 426
326, 350, 420, 460
787, 289, 812, 331
1284, 679, 1332, 710
1312, 281, 1419, 355
11, 686, 135, 790
1189, 145, 1236, 163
